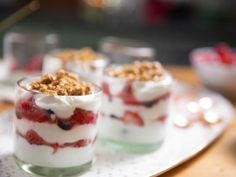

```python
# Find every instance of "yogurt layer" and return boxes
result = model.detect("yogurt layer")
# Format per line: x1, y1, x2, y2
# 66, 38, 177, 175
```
15, 136, 94, 168
34, 93, 101, 119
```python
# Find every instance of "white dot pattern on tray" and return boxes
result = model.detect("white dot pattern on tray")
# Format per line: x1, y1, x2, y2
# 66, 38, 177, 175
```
0, 86, 234, 177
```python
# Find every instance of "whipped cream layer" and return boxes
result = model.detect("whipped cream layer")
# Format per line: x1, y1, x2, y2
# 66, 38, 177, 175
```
104, 73, 173, 102
14, 118, 97, 144
34, 92, 101, 119
14, 136, 94, 168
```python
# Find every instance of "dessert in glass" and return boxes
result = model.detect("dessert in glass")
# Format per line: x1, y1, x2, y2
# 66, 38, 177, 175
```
43, 47, 108, 85
14, 70, 102, 177
100, 61, 173, 152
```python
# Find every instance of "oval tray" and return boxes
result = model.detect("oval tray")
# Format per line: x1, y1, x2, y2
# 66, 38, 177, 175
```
0, 83, 234, 177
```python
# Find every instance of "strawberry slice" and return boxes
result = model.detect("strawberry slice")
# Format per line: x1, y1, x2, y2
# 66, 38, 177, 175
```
73, 139, 91, 148
102, 82, 111, 95
118, 84, 138, 104
122, 111, 144, 127
71, 108, 98, 125
157, 115, 167, 122
25, 130, 45, 145
16, 97, 51, 123
215, 43, 234, 64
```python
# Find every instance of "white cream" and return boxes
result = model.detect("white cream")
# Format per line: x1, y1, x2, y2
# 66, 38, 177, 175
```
132, 74, 172, 102
34, 93, 101, 119
14, 118, 98, 144
103, 75, 126, 95
100, 118, 166, 144
14, 136, 94, 168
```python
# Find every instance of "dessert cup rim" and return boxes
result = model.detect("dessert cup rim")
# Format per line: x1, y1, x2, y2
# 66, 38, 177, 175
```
17, 76, 102, 97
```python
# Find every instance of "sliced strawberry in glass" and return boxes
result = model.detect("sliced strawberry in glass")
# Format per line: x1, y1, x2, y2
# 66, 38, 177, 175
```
118, 83, 138, 104
25, 129, 45, 145
122, 111, 144, 127
16, 97, 51, 123
71, 108, 98, 125
102, 82, 111, 95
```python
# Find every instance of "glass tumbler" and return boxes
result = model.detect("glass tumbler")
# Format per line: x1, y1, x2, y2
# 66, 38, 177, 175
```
14, 77, 102, 177
100, 71, 173, 152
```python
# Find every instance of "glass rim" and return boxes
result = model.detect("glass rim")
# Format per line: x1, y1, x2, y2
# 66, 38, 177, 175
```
17, 76, 102, 97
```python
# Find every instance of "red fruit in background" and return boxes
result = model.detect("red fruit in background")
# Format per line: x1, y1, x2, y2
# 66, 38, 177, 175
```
16, 97, 50, 123
71, 108, 98, 125
122, 111, 144, 127
215, 43, 235, 64
25, 55, 43, 72
25, 130, 45, 145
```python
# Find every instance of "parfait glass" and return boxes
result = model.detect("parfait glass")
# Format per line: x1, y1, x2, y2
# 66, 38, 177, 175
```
100, 68, 173, 152
14, 76, 102, 176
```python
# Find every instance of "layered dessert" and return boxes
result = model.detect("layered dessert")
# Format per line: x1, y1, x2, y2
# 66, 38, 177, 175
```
43, 47, 108, 85
100, 61, 173, 152
14, 70, 102, 176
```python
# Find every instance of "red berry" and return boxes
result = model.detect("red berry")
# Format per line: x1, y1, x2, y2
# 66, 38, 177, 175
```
16, 97, 50, 123
71, 108, 98, 125
122, 111, 144, 127
118, 84, 138, 104
215, 43, 234, 64
102, 82, 110, 95
73, 139, 91, 148
25, 130, 45, 145
157, 115, 167, 122
25, 55, 43, 72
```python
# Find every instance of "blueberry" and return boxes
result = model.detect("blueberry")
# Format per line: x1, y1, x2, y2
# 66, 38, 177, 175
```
57, 120, 73, 130
110, 114, 119, 120
46, 109, 54, 115
143, 101, 154, 108
15, 112, 22, 119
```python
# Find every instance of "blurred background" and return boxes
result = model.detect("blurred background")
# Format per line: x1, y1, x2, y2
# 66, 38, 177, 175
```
0, 0, 236, 65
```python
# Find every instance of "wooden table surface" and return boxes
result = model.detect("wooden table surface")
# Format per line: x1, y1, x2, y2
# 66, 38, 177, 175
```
159, 66, 236, 177
0, 66, 235, 177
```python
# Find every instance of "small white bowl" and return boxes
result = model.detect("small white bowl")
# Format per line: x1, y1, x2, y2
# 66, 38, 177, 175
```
190, 47, 236, 99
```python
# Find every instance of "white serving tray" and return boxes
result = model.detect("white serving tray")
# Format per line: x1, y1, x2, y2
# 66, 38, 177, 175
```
0, 83, 234, 177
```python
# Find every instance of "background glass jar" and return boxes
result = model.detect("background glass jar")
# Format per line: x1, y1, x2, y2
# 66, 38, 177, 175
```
100, 71, 173, 152
14, 77, 102, 177
42, 49, 109, 86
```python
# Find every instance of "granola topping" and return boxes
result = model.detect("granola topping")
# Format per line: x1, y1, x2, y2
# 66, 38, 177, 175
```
54, 48, 99, 62
106, 61, 166, 81
30, 70, 93, 95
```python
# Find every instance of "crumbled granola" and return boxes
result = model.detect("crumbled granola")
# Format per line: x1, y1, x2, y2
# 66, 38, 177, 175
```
54, 47, 99, 62
106, 61, 165, 81
30, 70, 93, 95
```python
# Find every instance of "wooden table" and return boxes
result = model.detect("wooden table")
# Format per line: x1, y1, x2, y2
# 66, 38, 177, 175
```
1, 66, 235, 177
159, 66, 236, 177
